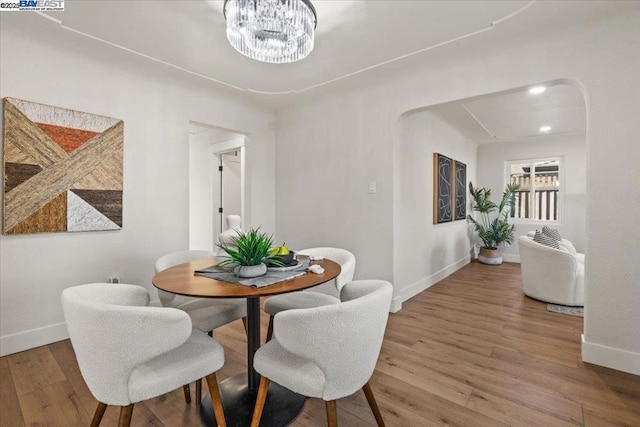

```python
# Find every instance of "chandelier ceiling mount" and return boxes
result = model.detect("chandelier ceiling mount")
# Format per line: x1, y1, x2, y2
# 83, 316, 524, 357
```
224, 0, 318, 64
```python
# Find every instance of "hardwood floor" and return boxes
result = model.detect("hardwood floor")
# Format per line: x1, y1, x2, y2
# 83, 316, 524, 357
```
1, 261, 639, 426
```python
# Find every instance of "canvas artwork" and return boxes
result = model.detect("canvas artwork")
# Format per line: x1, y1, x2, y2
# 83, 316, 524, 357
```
433, 153, 466, 224
3, 98, 123, 234
433, 153, 453, 224
454, 160, 467, 221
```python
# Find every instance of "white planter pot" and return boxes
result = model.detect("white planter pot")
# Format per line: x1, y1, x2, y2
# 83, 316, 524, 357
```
478, 248, 503, 265
234, 263, 267, 278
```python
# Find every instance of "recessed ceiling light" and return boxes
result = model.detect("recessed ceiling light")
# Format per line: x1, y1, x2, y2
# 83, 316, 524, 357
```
539, 125, 552, 132
529, 86, 546, 95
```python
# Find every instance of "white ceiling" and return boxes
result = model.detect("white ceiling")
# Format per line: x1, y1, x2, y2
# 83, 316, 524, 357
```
42, 1, 530, 93
463, 84, 585, 141
39, 1, 627, 96
463, 85, 584, 139
431, 83, 586, 144
38, 1, 615, 141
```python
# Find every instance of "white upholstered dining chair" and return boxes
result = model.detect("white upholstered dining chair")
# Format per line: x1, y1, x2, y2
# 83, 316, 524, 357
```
61, 283, 227, 427
263, 247, 356, 341
155, 250, 247, 404
251, 280, 393, 427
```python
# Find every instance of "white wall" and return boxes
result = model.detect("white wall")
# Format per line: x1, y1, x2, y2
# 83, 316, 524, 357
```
0, 13, 276, 356
275, 88, 396, 283
276, 7, 639, 373
392, 109, 477, 309
189, 131, 214, 251
477, 134, 587, 261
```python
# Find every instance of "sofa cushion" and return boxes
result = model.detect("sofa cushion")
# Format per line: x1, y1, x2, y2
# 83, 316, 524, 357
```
533, 230, 560, 249
542, 226, 562, 242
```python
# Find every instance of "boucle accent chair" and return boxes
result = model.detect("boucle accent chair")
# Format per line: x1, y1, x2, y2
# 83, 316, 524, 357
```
251, 280, 392, 427
263, 247, 356, 341
526, 230, 585, 264
155, 250, 246, 404
518, 235, 585, 306
61, 283, 227, 427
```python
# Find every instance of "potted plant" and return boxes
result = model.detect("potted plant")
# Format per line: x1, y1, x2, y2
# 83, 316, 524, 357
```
217, 228, 284, 277
467, 182, 520, 265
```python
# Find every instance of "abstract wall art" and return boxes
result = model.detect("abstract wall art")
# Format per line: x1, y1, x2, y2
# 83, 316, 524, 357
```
433, 153, 453, 224
3, 98, 123, 234
454, 160, 467, 221
433, 152, 466, 224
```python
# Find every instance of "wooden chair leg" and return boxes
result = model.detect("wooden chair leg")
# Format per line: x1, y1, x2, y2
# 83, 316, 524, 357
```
196, 378, 202, 407
266, 316, 274, 342
90, 402, 107, 427
250, 376, 270, 427
182, 383, 192, 404
206, 373, 227, 427
118, 404, 134, 427
325, 400, 338, 427
362, 382, 385, 427
242, 316, 249, 337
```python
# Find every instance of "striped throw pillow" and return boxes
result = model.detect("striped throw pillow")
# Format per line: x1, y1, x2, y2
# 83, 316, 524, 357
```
542, 226, 561, 242
533, 230, 560, 249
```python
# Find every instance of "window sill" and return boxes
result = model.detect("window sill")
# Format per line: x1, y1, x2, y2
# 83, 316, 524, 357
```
510, 219, 562, 226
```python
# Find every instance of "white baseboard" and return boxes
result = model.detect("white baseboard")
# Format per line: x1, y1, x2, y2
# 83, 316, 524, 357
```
0, 322, 69, 357
390, 256, 470, 313
0, 299, 163, 357
389, 298, 403, 313
0, 298, 164, 358
582, 334, 640, 375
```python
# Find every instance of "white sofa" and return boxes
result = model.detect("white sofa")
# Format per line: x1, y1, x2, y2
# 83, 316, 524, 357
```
518, 235, 585, 306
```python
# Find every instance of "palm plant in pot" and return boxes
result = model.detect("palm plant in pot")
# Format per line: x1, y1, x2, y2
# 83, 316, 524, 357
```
467, 182, 520, 265
217, 228, 284, 277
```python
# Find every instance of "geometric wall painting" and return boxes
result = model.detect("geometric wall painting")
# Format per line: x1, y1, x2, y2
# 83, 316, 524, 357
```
3, 97, 123, 234
67, 191, 120, 232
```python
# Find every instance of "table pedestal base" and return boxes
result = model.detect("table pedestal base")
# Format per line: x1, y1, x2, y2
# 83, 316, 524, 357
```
200, 374, 306, 427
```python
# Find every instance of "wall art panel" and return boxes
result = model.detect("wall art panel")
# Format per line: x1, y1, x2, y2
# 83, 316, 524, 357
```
2, 98, 123, 234
433, 152, 466, 224
433, 153, 453, 224
454, 160, 467, 221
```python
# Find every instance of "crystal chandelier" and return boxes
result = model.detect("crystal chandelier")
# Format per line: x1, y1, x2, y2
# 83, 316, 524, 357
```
224, 0, 317, 64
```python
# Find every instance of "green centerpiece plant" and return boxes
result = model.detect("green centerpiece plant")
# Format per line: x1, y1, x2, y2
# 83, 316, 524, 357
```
467, 182, 520, 265
217, 228, 284, 277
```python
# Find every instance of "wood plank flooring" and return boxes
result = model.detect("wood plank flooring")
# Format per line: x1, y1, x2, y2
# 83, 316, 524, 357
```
1, 261, 638, 426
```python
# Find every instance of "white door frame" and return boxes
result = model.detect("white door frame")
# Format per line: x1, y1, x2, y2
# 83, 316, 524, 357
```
188, 125, 245, 251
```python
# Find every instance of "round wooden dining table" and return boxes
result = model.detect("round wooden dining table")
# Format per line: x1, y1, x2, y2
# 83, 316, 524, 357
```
152, 256, 341, 427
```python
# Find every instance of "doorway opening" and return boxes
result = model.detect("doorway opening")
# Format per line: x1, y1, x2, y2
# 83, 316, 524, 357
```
188, 121, 245, 250
217, 149, 244, 239
392, 79, 586, 312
